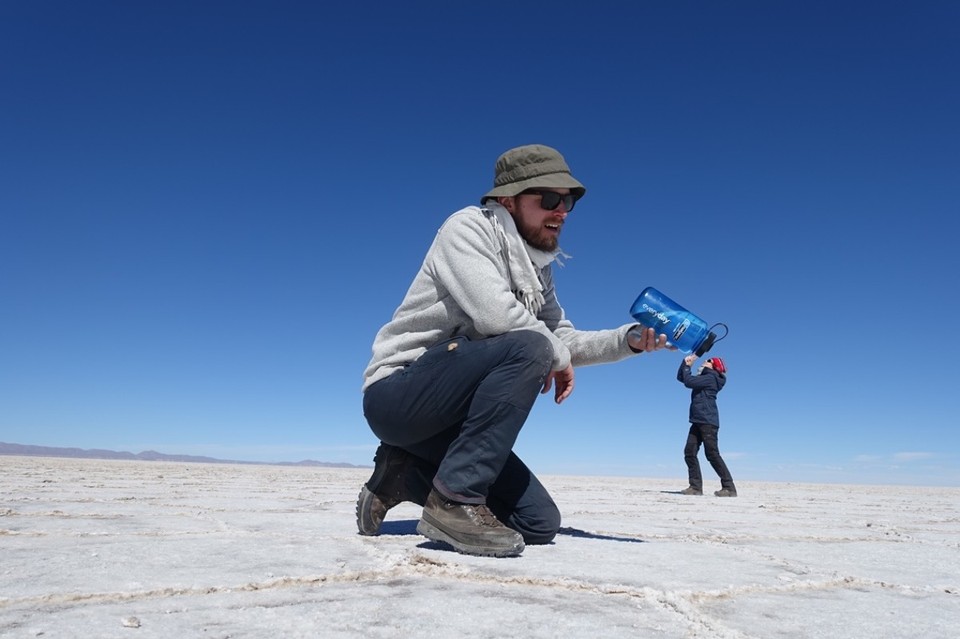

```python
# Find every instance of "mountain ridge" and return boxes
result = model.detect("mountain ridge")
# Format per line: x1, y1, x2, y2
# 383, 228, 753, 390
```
0, 442, 367, 468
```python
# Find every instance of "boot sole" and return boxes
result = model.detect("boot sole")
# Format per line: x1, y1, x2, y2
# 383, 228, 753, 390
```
416, 518, 524, 558
356, 486, 382, 536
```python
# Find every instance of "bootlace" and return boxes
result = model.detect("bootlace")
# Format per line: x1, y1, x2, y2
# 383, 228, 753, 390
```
468, 504, 502, 528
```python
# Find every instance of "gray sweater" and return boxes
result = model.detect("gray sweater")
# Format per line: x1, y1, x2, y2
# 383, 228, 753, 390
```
362, 206, 637, 391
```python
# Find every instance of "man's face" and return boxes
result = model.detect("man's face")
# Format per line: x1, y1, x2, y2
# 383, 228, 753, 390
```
500, 188, 572, 252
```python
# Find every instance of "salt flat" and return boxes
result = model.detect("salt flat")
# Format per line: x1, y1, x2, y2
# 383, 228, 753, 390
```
1, 456, 957, 638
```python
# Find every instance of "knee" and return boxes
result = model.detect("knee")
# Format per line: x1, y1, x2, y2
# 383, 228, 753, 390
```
492, 493, 562, 545
490, 331, 553, 397
510, 502, 561, 545
517, 510, 560, 546
504, 330, 553, 366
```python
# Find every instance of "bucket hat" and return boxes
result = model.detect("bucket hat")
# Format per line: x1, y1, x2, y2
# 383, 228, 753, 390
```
481, 144, 586, 202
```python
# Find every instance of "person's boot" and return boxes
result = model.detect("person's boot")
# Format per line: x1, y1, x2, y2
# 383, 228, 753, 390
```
714, 488, 738, 497
680, 486, 703, 495
416, 489, 524, 558
356, 443, 432, 536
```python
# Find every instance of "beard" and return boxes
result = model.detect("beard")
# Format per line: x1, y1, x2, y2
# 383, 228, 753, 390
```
517, 218, 559, 252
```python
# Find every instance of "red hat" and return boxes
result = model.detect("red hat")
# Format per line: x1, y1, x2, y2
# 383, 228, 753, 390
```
707, 357, 726, 374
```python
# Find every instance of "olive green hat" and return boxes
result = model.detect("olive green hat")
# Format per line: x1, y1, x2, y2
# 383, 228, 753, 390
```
481, 144, 586, 203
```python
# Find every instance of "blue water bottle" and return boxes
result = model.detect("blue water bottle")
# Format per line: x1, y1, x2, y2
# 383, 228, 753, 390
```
629, 287, 727, 356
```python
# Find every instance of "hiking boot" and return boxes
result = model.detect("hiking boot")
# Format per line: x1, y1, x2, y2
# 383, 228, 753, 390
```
714, 489, 738, 497
416, 489, 524, 558
356, 485, 393, 536
356, 443, 431, 536
680, 486, 703, 496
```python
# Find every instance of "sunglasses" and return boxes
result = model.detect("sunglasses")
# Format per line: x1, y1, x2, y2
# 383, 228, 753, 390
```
520, 189, 577, 212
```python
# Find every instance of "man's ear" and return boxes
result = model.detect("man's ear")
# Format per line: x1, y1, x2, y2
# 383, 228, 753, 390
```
498, 196, 515, 213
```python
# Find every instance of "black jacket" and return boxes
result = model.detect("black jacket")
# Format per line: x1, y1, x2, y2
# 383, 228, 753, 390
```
677, 361, 726, 427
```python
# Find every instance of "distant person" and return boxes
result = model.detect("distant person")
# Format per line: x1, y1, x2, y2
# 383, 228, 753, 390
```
677, 355, 737, 497
358, 144, 673, 557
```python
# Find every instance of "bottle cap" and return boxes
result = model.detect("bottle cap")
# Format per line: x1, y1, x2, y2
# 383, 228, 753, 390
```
695, 331, 716, 356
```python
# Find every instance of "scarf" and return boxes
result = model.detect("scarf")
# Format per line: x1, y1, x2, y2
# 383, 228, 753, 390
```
483, 203, 566, 316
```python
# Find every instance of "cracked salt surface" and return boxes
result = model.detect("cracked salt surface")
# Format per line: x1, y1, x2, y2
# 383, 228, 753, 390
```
1, 456, 957, 638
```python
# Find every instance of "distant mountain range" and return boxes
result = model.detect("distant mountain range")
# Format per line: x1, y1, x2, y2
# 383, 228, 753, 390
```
0, 442, 367, 468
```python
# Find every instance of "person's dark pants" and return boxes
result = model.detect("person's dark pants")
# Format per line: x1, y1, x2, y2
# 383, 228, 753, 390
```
684, 423, 736, 491
362, 331, 561, 544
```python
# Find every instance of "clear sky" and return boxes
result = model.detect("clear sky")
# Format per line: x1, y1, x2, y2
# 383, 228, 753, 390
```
2, 1, 958, 486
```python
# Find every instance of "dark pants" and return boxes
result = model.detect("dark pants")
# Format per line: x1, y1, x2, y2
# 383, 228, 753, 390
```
684, 423, 735, 491
362, 331, 561, 544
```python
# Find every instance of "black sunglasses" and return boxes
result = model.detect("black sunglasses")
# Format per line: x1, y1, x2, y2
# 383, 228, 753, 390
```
520, 189, 577, 212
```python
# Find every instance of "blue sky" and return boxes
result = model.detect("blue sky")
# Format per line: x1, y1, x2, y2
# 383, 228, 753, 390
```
2, 1, 958, 486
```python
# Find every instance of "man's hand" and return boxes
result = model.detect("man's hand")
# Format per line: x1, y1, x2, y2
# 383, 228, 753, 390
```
542, 365, 575, 404
684, 354, 698, 366
627, 326, 675, 352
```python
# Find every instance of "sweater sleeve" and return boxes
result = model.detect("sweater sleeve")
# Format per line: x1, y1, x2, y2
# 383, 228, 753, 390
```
536, 265, 637, 367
